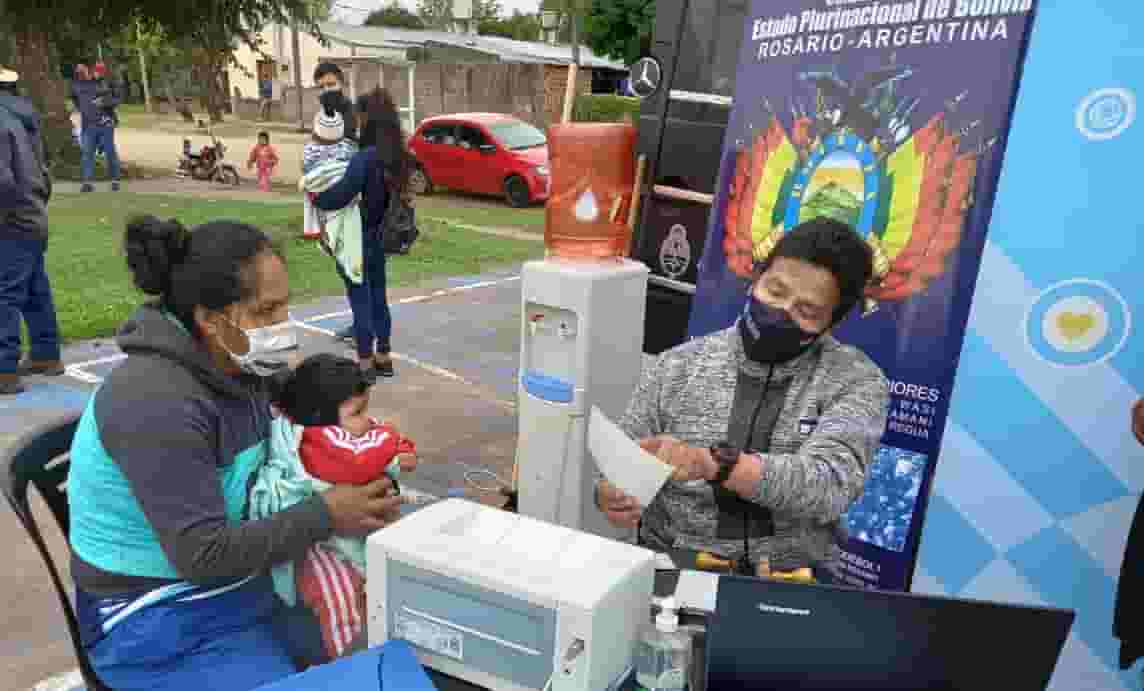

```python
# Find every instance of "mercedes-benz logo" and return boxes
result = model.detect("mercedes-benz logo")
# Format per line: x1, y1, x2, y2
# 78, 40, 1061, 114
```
629, 57, 662, 99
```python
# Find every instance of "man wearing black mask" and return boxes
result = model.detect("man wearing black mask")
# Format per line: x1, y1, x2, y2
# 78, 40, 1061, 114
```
595, 217, 889, 581
313, 62, 356, 142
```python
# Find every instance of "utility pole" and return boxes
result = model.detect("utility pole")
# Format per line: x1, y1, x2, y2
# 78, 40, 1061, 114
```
568, 0, 580, 66
291, 19, 304, 131
136, 21, 152, 113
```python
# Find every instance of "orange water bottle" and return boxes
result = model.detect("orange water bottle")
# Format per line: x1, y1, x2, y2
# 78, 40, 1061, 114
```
545, 123, 637, 259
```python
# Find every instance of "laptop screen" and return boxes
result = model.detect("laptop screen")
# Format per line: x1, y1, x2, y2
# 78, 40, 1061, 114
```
704, 576, 1074, 691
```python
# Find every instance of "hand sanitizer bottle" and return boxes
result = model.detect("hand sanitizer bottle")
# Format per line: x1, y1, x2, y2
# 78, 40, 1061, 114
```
635, 596, 691, 690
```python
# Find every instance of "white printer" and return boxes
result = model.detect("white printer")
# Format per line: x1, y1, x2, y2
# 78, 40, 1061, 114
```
367, 499, 655, 691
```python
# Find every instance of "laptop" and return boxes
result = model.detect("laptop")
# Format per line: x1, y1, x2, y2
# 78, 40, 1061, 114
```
704, 575, 1075, 691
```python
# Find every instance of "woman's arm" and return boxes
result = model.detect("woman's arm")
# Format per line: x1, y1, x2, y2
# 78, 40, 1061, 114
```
313, 148, 375, 211
100, 392, 335, 586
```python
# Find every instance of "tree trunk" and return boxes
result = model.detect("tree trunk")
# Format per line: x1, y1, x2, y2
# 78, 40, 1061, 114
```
12, 26, 76, 167
192, 51, 226, 124
137, 23, 152, 113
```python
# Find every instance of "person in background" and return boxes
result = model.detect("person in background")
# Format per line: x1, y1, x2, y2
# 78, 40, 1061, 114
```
595, 218, 889, 583
248, 131, 280, 192
258, 73, 274, 122
71, 61, 122, 193
313, 62, 356, 142
313, 89, 412, 381
0, 66, 62, 396
312, 62, 358, 345
1114, 400, 1144, 670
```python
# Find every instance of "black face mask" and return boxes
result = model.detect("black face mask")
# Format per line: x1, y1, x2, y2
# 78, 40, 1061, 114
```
738, 295, 821, 364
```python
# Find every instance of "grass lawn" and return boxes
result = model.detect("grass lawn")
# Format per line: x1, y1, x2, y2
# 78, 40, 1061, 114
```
46, 192, 544, 342
416, 195, 545, 232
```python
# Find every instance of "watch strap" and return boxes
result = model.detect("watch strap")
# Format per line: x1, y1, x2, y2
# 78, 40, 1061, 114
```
710, 443, 740, 486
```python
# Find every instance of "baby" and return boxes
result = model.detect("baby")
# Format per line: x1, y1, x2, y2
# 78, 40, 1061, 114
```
250, 354, 418, 658
301, 90, 358, 240
300, 93, 366, 286
247, 131, 280, 192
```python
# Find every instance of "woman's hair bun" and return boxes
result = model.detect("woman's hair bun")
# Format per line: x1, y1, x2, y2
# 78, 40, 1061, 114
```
124, 215, 192, 296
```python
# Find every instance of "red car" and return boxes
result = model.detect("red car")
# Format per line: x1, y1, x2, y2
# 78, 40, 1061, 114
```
408, 113, 550, 208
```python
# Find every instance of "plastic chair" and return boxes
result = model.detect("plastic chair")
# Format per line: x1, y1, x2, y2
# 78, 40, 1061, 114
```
1, 411, 112, 691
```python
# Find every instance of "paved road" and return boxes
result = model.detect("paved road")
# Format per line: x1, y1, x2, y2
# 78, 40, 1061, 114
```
112, 126, 526, 211
3, 268, 529, 691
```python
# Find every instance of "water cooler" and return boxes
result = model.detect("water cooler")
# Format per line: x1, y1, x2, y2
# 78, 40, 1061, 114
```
515, 258, 649, 539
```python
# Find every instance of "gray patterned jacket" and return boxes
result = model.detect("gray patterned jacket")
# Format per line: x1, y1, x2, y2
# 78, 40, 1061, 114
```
618, 326, 889, 571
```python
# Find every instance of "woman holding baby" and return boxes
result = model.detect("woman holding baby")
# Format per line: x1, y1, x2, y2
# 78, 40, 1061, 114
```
65, 213, 408, 689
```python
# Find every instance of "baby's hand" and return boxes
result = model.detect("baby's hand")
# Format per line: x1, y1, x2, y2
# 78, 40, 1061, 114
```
396, 453, 418, 473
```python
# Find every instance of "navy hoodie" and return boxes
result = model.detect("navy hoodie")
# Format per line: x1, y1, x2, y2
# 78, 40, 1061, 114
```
0, 91, 50, 242
70, 77, 120, 129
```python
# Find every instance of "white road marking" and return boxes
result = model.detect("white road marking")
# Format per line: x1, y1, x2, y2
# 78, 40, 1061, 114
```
297, 320, 516, 412
30, 668, 82, 691
62, 275, 522, 386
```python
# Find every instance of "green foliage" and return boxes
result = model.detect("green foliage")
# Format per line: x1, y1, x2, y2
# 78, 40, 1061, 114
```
479, 11, 541, 41
583, 0, 654, 65
537, 0, 575, 44
418, 0, 500, 29
416, 0, 452, 29
365, 4, 425, 29
573, 94, 640, 123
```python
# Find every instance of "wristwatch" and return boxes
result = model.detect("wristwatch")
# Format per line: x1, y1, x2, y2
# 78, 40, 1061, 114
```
709, 442, 741, 486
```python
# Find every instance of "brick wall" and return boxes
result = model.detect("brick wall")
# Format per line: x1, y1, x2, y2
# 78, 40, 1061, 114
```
411, 63, 547, 127
246, 62, 574, 131
543, 64, 593, 125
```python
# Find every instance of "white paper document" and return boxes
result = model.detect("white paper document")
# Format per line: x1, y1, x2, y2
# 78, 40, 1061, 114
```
674, 570, 719, 613
587, 406, 675, 507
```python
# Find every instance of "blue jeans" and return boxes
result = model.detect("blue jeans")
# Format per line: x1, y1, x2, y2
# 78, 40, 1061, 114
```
340, 235, 392, 359
81, 125, 121, 182
0, 237, 60, 374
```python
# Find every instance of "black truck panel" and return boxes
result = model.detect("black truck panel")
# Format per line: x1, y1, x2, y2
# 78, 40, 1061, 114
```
633, 0, 748, 354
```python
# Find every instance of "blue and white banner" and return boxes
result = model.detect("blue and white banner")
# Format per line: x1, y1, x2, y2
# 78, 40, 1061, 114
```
912, 2, 1144, 689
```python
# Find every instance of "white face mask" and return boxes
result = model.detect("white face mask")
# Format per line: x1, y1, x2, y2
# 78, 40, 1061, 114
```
222, 318, 299, 377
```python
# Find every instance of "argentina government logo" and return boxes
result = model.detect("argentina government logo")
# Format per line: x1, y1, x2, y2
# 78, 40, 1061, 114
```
1076, 88, 1135, 141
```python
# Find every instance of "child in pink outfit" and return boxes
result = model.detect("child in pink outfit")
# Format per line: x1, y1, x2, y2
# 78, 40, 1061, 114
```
247, 131, 279, 191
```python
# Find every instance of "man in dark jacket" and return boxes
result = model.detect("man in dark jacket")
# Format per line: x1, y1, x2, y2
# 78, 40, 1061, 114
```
0, 67, 63, 395
70, 62, 122, 192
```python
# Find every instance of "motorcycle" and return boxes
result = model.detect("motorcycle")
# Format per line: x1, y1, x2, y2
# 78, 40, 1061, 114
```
176, 131, 240, 186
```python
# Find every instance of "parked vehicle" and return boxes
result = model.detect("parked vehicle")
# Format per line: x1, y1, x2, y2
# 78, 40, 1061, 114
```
176, 132, 241, 186
629, 0, 748, 354
408, 113, 550, 208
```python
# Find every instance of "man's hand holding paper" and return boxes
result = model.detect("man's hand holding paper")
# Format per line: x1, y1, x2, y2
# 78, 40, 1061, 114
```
588, 407, 675, 509
640, 435, 719, 483
589, 408, 725, 532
